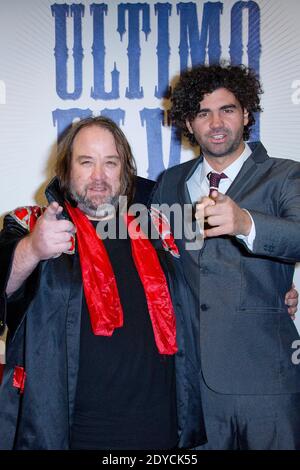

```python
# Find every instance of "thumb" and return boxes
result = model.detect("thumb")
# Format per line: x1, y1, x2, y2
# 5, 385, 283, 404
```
43, 202, 63, 221
209, 189, 220, 200
213, 191, 226, 202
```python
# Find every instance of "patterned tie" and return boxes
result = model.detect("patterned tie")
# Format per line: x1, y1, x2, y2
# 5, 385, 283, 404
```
207, 171, 228, 197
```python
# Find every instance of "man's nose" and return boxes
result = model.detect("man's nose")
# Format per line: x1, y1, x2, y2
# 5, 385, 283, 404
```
91, 164, 105, 180
210, 112, 224, 129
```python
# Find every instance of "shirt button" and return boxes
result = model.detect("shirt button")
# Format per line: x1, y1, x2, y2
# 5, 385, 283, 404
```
200, 304, 209, 311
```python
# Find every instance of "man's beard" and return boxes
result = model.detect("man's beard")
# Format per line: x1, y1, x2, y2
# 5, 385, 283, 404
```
70, 183, 121, 219
199, 126, 244, 158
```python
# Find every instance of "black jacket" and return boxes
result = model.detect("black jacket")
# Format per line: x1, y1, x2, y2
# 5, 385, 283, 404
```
0, 176, 206, 449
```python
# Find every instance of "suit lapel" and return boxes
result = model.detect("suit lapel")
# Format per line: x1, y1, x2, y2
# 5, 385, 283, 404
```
226, 155, 257, 201
226, 142, 269, 202
175, 157, 204, 262
176, 156, 203, 206
176, 143, 269, 205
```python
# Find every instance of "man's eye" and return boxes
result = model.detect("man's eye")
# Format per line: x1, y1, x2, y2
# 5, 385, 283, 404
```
224, 108, 234, 113
197, 112, 207, 118
106, 161, 117, 166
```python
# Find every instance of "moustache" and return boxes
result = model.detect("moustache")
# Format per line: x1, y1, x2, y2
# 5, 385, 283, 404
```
207, 128, 229, 136
87, 183, 112, 191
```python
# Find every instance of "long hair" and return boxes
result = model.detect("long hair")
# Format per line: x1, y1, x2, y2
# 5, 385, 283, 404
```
171, 63, 263, 144
55, 116, 137, 205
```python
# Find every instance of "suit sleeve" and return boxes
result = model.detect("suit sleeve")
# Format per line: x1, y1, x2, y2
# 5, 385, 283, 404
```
149, 172, 165, 207
245, 163, 300, 262
0, 215, 40, 336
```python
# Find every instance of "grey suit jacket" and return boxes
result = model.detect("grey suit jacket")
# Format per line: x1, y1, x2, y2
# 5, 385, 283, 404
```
152, 142, 300, 395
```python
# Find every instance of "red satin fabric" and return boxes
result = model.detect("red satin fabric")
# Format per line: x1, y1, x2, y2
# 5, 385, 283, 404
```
125, 214, 177, 355
13, 366, 26, 394
66, 203, 123, 336
65, 204, 177, 355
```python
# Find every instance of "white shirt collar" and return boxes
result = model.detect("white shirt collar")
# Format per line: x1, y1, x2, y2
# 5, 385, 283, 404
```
200, 143, 252, 184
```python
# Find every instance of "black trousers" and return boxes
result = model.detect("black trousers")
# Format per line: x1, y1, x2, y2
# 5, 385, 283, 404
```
196, 372, 300, 450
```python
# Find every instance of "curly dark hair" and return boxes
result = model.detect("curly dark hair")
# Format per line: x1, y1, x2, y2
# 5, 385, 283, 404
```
170, 63, 263, 144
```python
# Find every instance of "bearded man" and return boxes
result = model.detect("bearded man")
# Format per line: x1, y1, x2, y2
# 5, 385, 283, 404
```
0, 116, 179, 450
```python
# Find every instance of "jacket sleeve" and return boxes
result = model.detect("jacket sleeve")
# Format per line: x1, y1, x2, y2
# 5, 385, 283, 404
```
246, 163, 300, 262
148, 171, 165, 208
0, 214, 40, 336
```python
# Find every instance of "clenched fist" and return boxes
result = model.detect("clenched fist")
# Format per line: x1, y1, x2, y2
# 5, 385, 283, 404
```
195, 190, 252, 238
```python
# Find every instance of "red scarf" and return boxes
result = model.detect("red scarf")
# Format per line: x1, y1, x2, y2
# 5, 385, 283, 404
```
65, 203, 177, 355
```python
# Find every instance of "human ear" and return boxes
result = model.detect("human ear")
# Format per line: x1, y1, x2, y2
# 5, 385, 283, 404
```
186, 120, 193, 134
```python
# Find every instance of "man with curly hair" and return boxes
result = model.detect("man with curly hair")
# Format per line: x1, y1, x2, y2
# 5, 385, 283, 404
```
152, 63, 300, 449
